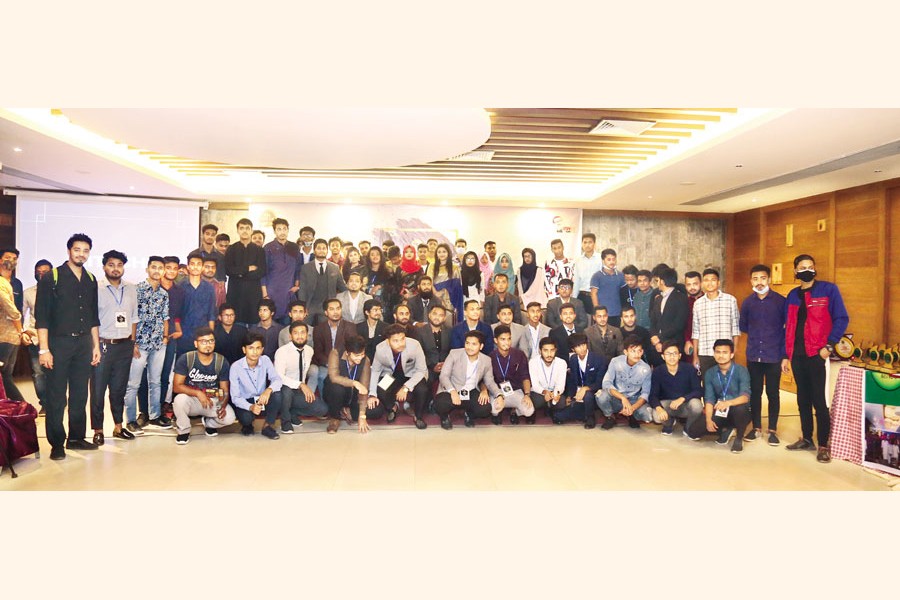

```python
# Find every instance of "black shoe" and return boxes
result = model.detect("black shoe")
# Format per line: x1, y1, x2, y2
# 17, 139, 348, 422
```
205, 427, 219, 437
386, 403, 397, 423
628, 415, 640, 429
491, 415, 502, 425
65, 439, 98, 451
175, 433, 190, 445
584, 417, 595, 430
146, 417, 173, 430
136, 413, 149, 428
744, 428, 761, 442
49, 446, 66, 460
524, 415, 536, 425
112, 428, 135, 441
261, 426, 280, 440
92, 431, 104, 446
786, 438, 815, 451
241, 425, 255, 436
440, 417, 452, 430
509, 413, 519, 425
716, 427, 734, 445
767, 431, 780, 446
601, 416, 616, 430
731, 437, 743, 454
551, 416, 563, 425
415, 419, 427, 430
464, 414, 475, 428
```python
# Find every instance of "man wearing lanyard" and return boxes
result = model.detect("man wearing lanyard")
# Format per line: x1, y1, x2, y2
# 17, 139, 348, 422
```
523, 302, 551, 360
573, 233, 603, 315
274, 321, 325, 434
528, 337, 567, 424
557, 333, 608, 427
229, 331, 283, 439
322, 335, 372, 434
434, 330, 502, 429
89, 250, 139, 445
35, 233, 102, 460
700, 339, 751, 454
367, 324, 429, 428
597, 334, 653, 430
488, 325, 532, 425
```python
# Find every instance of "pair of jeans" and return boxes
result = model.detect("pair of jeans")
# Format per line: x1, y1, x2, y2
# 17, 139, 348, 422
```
652, 397, 704, 433
281, 385, 329, 423
234, 392, 283, 428
597, 390, 652, 422
0, 342, 24, 402
137, 340, 176, 415
27, 344, 48, 405
89, 340, 134, 429
747, 361, 781, 430
125, 346, 166, 423
44, 334, 93, 448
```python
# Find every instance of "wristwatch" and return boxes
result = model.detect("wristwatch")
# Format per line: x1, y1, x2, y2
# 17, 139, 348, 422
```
39, 349, 50, 355
824, 344, 834, 354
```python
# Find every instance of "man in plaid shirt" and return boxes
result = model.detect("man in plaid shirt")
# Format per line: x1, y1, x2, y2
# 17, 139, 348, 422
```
691, 268, 740, 378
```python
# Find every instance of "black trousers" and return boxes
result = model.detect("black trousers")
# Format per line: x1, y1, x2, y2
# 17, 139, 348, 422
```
791, 353, 829, 446
433, 389, 492, 421
374, 376, 429, 420
528, 391, 550, 414
234, 392, 283, 427
90, 340, 134, 429
577, 291, 594, 315
686, 403, 751, 439
323, 377, 362, 420
747, 361, 781, 430
0, 342, 24, 402
45, 334, 94, 448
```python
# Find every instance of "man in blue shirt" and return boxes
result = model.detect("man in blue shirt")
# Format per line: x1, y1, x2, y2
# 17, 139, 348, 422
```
229, 331, 283, 439
451, 299, 495, 355
739, 264, 786, 446
700, 339, 751, 454
597, 334, 653, 429
649, 341, 703, 438
589, 248, 625, 327
175, 252, 217, 358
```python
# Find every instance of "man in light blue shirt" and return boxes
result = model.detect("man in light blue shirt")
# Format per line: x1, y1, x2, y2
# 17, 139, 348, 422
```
589, 248, 625, 327
699, 338, 751, 454
229, 330, 283, 439
573, 233, 603, 314
597, 334, 653, 429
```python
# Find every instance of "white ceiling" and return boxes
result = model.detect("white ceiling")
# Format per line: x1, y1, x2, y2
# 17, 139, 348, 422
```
2, 107, 900, 212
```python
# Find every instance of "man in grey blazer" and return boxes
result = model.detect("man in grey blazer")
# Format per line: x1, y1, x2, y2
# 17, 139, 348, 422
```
336, 272, 372, 324
522, 301, 552, 360
545, 278, 589, 330
433, 330, 503, 429
492, 304, 531, 356
297, 238, 348, 326
368, 323, 430, 429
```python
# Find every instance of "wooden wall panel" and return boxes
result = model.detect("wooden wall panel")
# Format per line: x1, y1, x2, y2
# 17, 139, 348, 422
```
730, 209, 761, 367
889, 187, 900, 342
763, 197, 831, 297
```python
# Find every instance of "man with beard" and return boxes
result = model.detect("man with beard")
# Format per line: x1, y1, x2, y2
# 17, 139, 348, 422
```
682, 271, 703, 362
336, 272, 372, 324
482, 273, 522, 325
274, 321, 325, 434
297, 238, 348, 326
224, 218, 267, 326
522, 302, 551, 360
261, 217, 302, 323
368, 324, 429, 427
322, 335, 372, 434
492, 304, 529, 355
201, 257, 226, 309
392, 303, 417, 338
451, 299, 495, 355
434, 330, 501, 429
89, 250, 139, 445
407, 276, 439, 326
585, 305, 623, 362
414, 303, 451, 388
35, 233, 102, 460
620, 305, 659, 367
278, 300, 315, 348
213, 303, 247, 366
193, 223, 226, 282
312, 298, 357, 395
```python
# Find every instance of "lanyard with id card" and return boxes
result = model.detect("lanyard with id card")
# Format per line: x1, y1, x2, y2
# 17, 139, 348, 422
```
108, 285, 129, 329
379, 352, 403, 390
715, 366, 734, 418
495, 354, 514, 395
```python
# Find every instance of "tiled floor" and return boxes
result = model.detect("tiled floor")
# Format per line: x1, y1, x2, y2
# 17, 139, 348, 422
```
2, 376, 896, 491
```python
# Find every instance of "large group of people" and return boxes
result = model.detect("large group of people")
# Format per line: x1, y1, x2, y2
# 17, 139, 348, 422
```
1, 220, 849, 465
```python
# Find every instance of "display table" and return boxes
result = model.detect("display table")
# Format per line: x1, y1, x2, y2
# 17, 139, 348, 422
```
830, 365, 864, 464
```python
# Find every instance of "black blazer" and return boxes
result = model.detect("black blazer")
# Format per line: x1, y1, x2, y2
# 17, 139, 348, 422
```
545, 296, 589, 331
550, 325, 581, 358
414, 322, 452, 371
356, 319, 387, 361
649, 289, 689, 344
482, 292, 523, 325
407, 293, 437, 325
297, 260, 348, 321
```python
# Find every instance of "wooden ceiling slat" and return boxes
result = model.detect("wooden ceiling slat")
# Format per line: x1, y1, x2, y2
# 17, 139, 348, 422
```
477, 139, 669, 151
264, 173, 608, 182
648, 122, 706, 130
491, 108, 724, 122
488, 131, 686, 143
482, 146, 656, 157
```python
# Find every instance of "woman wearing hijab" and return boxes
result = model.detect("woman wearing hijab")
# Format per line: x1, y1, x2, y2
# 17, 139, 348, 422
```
430, 242, 463, 318
492, 252, 517, 292
517, 247, 547, 310
395, 244, 423, 301
460, 251, 484, 306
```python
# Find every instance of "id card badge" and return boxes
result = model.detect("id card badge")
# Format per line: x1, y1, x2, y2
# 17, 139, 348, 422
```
115, 311, 128, 329
715, 405, 730, 418
378, 374, 395, 391
458, 389, 470, 400
499, 381, 514, 395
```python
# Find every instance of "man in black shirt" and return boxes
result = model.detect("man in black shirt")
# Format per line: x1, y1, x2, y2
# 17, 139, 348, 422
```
224, 218, 267, 326
620, 305, 660, 367
213, 303, 248, 365
35, 233, 102, 460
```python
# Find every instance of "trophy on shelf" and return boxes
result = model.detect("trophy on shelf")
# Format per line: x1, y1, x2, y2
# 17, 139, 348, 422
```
864, 343, 900, 375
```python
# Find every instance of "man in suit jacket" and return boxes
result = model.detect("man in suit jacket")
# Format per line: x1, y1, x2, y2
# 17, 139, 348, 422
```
549, 302, 584, 361
555, 333, 609, 427
522, 301, 552, 360
482, 273, 523, 325
356, 299, 386, 361
336, 272, 372, 324
648, 268, 689, 356
297, 238, 348, 326
312, 298, 357, 394
413, 304, 452, 386
368, 324, 430, 428
585, 305, 624, 362
451, 298, 495, 355
492, 304, 530, 356
433, 330, 502, 429
407, 276, 445, 325
544, 278, 588, 331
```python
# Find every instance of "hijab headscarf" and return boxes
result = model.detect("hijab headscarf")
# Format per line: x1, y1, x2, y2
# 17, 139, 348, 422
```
399, 244, 422, 275
493, 252, 517, 289
519, 248, 538, 292
460, 251, 482, 291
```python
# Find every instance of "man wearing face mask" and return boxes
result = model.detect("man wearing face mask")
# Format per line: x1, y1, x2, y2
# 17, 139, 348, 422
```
782, 254, 849, 463
739, 264, 785, 446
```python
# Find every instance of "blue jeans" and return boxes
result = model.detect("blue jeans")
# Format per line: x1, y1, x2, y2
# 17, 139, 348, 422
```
138, 339, 176, 414
597, 390, 652, 422
125, 346, 166, 422
553, 390, 595, 422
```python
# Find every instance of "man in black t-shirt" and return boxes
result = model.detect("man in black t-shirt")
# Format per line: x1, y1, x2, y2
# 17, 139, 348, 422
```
171, 326, 234, 444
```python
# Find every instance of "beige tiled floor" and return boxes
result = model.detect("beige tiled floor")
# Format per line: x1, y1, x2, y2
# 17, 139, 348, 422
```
2, 376, 896, 491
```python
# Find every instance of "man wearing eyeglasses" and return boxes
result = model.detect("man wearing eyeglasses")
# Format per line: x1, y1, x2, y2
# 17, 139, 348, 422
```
649, 341, 703, 439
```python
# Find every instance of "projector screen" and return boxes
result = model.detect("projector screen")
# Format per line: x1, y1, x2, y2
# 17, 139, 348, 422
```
13, 191, 204, 285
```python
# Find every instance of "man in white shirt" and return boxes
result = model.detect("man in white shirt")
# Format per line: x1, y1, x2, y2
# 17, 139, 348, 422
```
274, 321, 325, 433
528, 337, 567, 424
573, 233, 603, 314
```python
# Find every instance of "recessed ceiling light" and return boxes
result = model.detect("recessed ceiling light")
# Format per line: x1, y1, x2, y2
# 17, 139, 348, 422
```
538, 203, 546, 208
647, 195, 653, 199
129, 186, 135, 190
735, 164, 743, 168
679, 181, 696, 186
13, 147, 22, 152
752, 198, 758, 203
874, 169, 883, 173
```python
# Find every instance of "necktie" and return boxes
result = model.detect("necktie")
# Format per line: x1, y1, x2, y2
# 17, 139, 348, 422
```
298, 347, 304, 381
319, 263, 324, 276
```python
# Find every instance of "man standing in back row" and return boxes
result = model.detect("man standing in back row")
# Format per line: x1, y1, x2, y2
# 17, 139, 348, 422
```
225, 218, 267, 326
